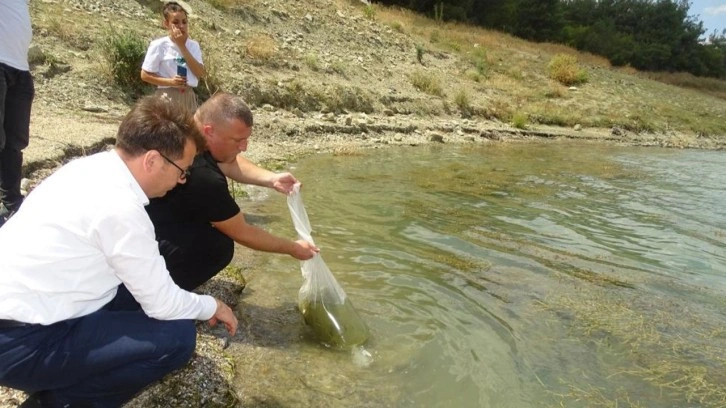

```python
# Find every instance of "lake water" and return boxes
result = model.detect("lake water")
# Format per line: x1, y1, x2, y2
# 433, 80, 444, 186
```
231, 141, 726, 407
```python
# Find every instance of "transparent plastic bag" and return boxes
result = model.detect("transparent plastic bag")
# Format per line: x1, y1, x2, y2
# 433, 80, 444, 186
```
287, 184, 369, 349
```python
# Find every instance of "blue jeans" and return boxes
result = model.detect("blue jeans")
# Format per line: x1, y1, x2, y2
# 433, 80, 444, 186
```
0, 286, 196, 407
0, 62, 34, 212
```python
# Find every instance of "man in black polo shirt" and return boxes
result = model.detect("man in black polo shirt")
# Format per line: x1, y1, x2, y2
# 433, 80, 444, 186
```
146, 93, 318, 291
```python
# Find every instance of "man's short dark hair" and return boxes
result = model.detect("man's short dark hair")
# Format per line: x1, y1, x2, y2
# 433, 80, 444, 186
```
196, 92, 254, 129
116, 95, 205, 159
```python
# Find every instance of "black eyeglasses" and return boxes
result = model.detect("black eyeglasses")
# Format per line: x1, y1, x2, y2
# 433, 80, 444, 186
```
158, 151, 191, 180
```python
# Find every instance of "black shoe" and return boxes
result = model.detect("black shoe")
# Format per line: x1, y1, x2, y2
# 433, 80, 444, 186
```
0, 206, 7, 228
0, 203, 16, 228
18, 393, 42, 408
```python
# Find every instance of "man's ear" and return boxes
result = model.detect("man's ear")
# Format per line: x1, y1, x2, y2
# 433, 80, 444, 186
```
202, 124, 214, 137
142, 150, 160, 173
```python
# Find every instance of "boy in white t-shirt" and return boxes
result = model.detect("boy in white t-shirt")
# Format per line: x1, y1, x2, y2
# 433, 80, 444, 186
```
141, 1, 204, 113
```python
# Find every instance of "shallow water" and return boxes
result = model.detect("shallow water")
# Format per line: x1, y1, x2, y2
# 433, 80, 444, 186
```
232, 141, 726, 407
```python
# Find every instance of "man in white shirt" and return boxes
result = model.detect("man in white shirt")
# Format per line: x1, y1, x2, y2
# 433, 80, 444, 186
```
0, 0, 35, 225
0, 95, 238, 407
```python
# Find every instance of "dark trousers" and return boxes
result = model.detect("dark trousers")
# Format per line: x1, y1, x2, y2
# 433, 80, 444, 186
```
157, 223, 234, 291
0, 286, 196, 407
0, 62, 34, 212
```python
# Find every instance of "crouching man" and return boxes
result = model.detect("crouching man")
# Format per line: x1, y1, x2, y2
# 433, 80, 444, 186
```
0, 96, 237, 407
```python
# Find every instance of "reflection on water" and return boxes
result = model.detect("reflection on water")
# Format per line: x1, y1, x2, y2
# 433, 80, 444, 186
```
230, 142, 726, 407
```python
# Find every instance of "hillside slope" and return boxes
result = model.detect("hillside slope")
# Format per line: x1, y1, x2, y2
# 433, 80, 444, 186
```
22, 0, 726, 179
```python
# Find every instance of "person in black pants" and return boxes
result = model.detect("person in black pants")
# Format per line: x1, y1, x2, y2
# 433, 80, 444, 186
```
0, 0, 35, 226
146, 92, 319, 291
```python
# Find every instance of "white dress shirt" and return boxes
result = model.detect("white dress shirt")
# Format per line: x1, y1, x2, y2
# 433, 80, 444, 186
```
0, 150, 217, 325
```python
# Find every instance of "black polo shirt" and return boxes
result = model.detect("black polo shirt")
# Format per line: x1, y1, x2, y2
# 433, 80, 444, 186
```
146, 151, 240, 227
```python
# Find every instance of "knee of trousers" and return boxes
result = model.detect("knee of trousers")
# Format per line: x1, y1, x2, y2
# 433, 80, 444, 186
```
159, 319, 197, 369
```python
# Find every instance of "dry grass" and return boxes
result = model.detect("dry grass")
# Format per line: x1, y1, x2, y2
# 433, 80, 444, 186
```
46, 16, 75, 42
537, 42, 611, 69
641, 71, 726, 101
409, 70, 444, 97
304, 53, 321, 72
244, 34, 278, 61
204, 0, 238, 10
453, 88, 472, 116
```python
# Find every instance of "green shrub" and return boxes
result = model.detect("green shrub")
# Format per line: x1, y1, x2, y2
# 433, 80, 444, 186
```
548, 54, 589, 86
472, 49, 488, 76
416, 44, 425, 64
409, 70, 443, 97
100, 28, 149, 97
304, 53, 321, 71
329, 60, 347, 77
464, 69, 483, 83
512, 112, 528, 129
391, 21, 404, 33
363, 4, 376, 20
454, 88, 472, 116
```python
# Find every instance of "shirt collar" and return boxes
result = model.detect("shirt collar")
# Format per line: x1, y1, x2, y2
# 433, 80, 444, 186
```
110, 150, 150, 206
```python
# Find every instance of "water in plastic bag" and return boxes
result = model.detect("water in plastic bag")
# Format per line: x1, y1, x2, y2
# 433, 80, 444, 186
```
287, 184, 369, 349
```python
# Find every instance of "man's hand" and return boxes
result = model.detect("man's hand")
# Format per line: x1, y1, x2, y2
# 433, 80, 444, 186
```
208, 298, 238, 336
271, 172, 299, 194
291, 240, 319, 261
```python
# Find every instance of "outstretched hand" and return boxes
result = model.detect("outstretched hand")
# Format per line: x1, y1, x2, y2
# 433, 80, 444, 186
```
291, 240, 320, 261
271, 172, 299, 194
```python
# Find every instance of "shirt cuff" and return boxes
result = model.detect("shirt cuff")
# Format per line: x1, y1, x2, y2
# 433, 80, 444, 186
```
198, 294, 217, 320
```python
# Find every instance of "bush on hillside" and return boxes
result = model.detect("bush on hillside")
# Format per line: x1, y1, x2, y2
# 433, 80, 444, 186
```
548, 54, 589, 86
100, 28, 149, 98
409, 70, 444, 96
